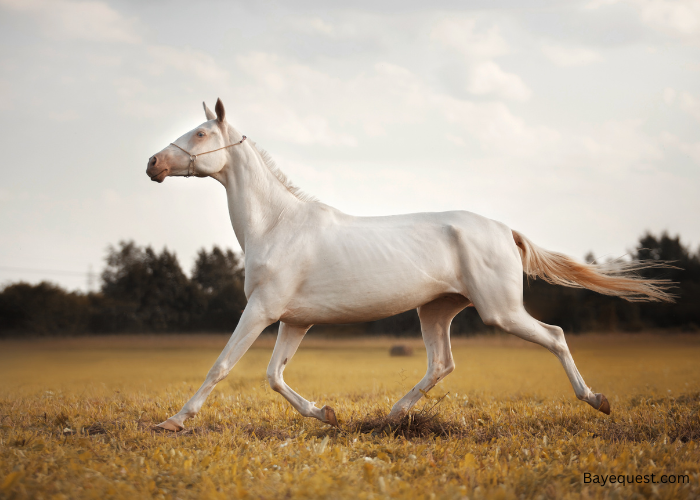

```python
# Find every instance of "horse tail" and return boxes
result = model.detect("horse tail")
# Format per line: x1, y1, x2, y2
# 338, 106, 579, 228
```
511, 230, 676, 303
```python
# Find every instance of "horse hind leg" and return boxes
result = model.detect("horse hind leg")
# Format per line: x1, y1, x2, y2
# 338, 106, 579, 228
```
530, 318, 610, 414
460, 234, 610, 415
387, 294, 470, 420
476, 300, 610, 414
266, 322, 338, 426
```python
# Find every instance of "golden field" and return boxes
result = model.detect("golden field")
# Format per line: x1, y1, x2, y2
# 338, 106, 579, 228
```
1, 333, 699, 499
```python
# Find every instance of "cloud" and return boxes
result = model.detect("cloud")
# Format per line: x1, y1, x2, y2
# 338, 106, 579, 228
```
48, 109, 79, 122
661, 87, 700, 121
112, 77, 163, 119
579, 119, 665, 172
234, 52, 358, 146
585, 0, 620, 7
637, 0, 700, 41
0, 0, 141, 44
268, 110, 358, 146
445, 134, 466, 146
146, 45, 229, 83
587, 0, 700, 43
231, 52, 544, 150
465, 61, 532, 101
661, 132, 700, 163
679, 90, 700, 121
297, 17, 335, 36
430, 17, 530, 101
663, 87, 676, 104
542, 43, 603, 67
434, 96, 558, 156
431, 17, 510, 59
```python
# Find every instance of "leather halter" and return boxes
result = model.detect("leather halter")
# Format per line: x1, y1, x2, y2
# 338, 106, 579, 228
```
170, 135, 247, 177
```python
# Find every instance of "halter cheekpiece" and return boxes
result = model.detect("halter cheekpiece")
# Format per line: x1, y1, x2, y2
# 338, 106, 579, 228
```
170, 135, 247, 177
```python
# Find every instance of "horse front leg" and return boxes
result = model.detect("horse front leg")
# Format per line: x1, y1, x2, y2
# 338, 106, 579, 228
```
266, 322, 339, 426
157, 300, 275, 431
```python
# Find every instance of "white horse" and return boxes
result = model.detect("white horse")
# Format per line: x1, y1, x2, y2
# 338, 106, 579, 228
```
146, 99, 672, 431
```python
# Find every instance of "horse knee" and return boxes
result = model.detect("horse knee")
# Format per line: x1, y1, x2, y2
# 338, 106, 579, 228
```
428, 360, 454, 385
208, 362, 230, 383
439, 360, 455, 380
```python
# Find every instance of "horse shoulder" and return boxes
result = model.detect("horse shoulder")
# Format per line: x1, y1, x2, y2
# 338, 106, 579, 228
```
242, 207, 327, 298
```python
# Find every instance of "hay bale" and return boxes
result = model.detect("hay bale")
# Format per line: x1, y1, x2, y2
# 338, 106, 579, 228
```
389, 345, 413, 357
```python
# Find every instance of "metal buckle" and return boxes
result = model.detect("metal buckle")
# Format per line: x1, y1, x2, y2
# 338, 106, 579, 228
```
188, 155, 197, 177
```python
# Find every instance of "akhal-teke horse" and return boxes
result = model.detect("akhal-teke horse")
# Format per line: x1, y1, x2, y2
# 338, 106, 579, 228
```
146, 99, 673, 432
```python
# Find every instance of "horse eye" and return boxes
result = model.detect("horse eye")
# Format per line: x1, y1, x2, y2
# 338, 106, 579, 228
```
197, 132, 205, 137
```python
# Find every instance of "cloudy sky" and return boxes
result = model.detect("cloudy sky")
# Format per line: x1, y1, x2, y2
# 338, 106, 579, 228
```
1, 0, 699, 291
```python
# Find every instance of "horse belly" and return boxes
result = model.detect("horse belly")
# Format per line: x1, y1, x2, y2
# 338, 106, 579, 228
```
281, 236, 461, 325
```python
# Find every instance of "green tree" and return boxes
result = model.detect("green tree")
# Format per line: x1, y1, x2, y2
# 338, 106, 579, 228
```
0, 282, 91, 336
100, 241, 203, 332
633, 232, 700, 330
191, 246, 246, 331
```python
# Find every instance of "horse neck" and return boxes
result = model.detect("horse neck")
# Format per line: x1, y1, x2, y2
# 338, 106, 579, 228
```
219, 128, 301, 251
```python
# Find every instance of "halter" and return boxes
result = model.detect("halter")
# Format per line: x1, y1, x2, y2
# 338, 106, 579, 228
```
170, 135, 247, 177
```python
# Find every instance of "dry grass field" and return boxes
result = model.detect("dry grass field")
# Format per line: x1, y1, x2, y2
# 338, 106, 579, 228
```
1, 333, 699, 499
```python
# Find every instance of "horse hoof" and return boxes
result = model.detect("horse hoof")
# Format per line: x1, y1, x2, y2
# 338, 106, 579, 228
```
321, 405, 339, 427
157, 418, 184, 432
596, 394, 611, 415
386, 411, 404, 423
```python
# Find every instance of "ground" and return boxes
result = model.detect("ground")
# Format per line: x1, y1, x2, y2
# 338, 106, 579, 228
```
1, 333, 699, 499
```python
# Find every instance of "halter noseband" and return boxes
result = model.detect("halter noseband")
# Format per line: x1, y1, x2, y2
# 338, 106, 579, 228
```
170, 135, 247, 177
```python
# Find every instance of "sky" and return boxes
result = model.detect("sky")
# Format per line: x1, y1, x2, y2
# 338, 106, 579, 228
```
0, 0, 699, 292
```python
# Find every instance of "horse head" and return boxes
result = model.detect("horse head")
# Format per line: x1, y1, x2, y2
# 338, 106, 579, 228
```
146, 98, 241, 182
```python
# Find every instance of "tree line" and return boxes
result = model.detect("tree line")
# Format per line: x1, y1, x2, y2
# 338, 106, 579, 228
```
0, 242, 246, 336
0, 232, 698, 337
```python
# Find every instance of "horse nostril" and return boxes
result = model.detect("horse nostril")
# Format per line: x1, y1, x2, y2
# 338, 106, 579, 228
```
149, 156, 157, 167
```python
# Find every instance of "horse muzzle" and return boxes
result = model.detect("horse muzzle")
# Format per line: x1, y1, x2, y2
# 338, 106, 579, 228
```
146, 155, 169, 183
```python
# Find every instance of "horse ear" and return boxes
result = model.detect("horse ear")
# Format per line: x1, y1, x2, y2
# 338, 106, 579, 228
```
203, 102, 216, 120
215, 98, 226, 123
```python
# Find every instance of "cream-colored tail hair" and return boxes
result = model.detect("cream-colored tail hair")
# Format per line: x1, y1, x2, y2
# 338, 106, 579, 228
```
512, 230, 676, 303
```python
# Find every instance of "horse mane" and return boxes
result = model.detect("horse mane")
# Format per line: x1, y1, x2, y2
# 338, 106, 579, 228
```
249, 141, 318, 203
